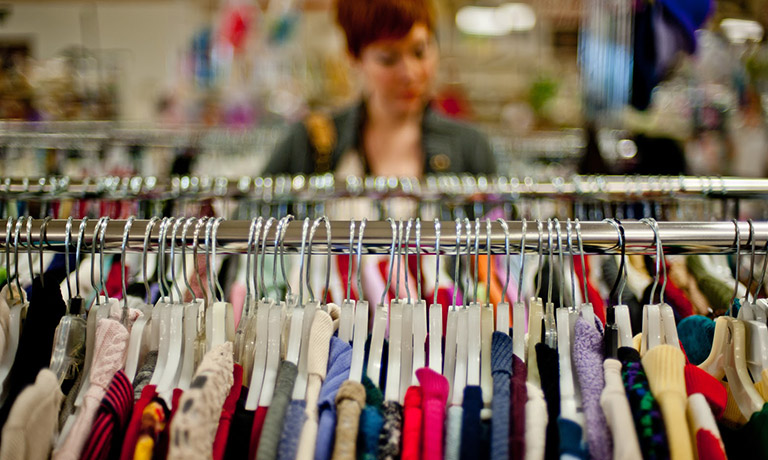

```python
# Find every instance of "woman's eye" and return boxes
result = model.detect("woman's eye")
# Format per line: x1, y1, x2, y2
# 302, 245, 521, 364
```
377, 54, 397, 66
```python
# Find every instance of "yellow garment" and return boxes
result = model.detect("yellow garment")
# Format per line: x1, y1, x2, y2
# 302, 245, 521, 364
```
756, 370, 768, 402
133, 437, 155, 460
133, 401, 166, 460
720, 369, 768, 428
642, 344, 695, 460
633, 333, 642, 354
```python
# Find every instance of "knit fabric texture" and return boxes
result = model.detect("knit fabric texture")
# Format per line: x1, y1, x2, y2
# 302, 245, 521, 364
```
696, 430, 727, 460
79, 370, 134, 460
120, 384, 158, 460
558, 417, 589, 459
168, 342, 235, 460
490, 332, 513, 460
296, 310, 334, 460
572, 316, 612, 460
525, 381, 548, 460
332, 380, 366, 460
416, 367, 449, 460
444, 405, 462, 460
718, 402, 768, 459
600, 359, 643, 460
535, 342, 561, 460
687, 393, 726, 460
510, 354, 528, 460
678, 315, 715, 366
642, 344, 694, 460
684, 364, 726, 419
257, 360, 299, 460
378, 401, 403, 460
460, 386, 483, 460
618, 346, 670, 460
53, 318, 130, 460
358, 375, 384, 460
213, 364, 244, 460
401, 386, 422, 460
277, 400, 307, 460
315, 337, 353, 460
0, 368, 64, 460
132, 351, 159, 400
0, 273, 65, 439
223, 387, 254, 460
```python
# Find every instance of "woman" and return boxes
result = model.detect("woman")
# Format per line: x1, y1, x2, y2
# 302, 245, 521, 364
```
264, 0, 496, 177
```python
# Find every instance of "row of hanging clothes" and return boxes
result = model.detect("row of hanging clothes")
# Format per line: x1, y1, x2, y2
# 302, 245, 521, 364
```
0, 215, 767, 460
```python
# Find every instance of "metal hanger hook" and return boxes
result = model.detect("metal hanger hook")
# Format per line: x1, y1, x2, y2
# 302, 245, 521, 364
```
746, 219, 756, 303
298, 217, 311, 305
403, 218, 413, 303
574, 219, 589, 305
381, 217, 397, 307
180, 217, 197, 300
142, 217, 159, 304
497, 219, 510, 305
5, 217, 13, 302
415, 218, 422, 301
169, 218, 184, 303
536, 219, 544, 299
345, 219, 355, 302
306, 216, 330, 305
518, 218, 527, 303
731, 219, 742, 313
120, 217, 135, 310
356, 218, 367, 300
211, 217, 227, 303
452, 219, 461, 307
64, 217, 73, 302
433, 218, 441, 306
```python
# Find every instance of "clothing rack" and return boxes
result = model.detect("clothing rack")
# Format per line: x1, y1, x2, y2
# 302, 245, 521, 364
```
1, 218, 765, 256
0, 175, 766, 201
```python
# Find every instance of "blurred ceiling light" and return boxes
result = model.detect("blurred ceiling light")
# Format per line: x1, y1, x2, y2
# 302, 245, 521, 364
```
455, 3, 536, 36
720, 18, 764, 43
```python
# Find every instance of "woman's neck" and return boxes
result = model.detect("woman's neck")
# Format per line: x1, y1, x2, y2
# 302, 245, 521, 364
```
366, 94, 424, 128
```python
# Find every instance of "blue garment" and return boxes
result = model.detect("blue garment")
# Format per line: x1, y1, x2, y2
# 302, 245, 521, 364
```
678, 315, 715, 365
490, 332, 513, 460
460, 386, 483, 460
357, 375, 384, 460
277, 400, 306, 460
315, 337, 352, 460
558, 417, 589, 460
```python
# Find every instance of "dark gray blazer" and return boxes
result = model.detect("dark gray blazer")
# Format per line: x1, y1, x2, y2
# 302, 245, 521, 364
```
263, 102, 497, 175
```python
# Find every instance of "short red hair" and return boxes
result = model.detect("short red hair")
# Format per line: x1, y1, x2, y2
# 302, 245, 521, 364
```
335, 0, 435, 58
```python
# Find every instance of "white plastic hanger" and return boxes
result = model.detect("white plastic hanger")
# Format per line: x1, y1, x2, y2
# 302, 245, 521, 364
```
150, 217, 174, 386
480, 219, 494, 407
285, 218, 309, 397
427, 220, 443, 374
639, 219, 664, 354
338, 220, 357, 343
554, 219, 580, 423
741, 221, 768, 380
542, 220, 558, 350
124, 217, 160, 381
157, 219, 188, 395
258, 216, 293, 408
0, 217, 28, 392
368, 218, 396, 388
246, 217, 276, 410
177, 217, 207, 390
573, 220, 596, 328
513, 219, 527, 361
235, 217, 262, 365
207, 217, 235, 350
411, 219, 428, 383
349, 219, 369, 383
443, 220, 462, 401
647, 219, 680, 349
398, 220, 415, 401
527, 220, 545, 384
603, 219, 634, 349
385, 221, 404, 402
466, 219, 481, 388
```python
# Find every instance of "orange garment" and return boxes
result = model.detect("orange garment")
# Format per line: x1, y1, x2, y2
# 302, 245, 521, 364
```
478, 255, 504, 322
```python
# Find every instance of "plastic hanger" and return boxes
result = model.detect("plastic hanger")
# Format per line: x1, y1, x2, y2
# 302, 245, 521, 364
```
496, 220, 511, 334
235, 217, 262, 365
258, 215, 293, 408
286, 218, 310, 397
740, 220, 768, 379
466, 219, 481, 388
643, 218, 680, 349
246, 217, 276, 410
293, 216, 330, 400
338, 220, 357, 343
398, 219, 415, 401
543, 219, 557, 349
513, 219, 527, 361
526, 219, 545, 381
452, 218, 474, 406
0, 217, 28, 392
639, 218, 663, 354
412, 219, 427, 382
753, 238, 768, 322
443, 220, 462, 402
150, 217, 174, 386
739, 220, 758, 320
368, 218, 395, 389
157, 219, 188, 395
124, 217, 159, 381
349, 218, 369, 383
603, 219, 633, 352
554, 219, 580, 424
207, 217, 235, 350
239, 217, 263, 384
480, 219, 494, 407
385, 221, 405, 402
428, 219, 443, 374
573, 219, 595, 327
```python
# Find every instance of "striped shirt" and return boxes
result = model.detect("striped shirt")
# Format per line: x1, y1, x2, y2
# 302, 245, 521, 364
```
80, 370, 134, 460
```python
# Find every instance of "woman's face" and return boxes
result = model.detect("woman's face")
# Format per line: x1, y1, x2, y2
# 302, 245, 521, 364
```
356, 23, 438, 117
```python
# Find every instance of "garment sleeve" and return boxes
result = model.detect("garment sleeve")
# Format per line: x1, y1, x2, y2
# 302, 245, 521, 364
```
262, 122, 313, 175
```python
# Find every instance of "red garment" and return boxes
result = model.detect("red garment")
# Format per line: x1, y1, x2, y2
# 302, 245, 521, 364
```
119, 384, 158, 460
336, 254, 359, 301
80, 370, 134, 460
402, 386, 423, 460
574, 256, 606, 325
248, 406, 269, 459
695, 429, 727, 460
105, 259, 126, 300
416, 368, 449, 460
664, 275, 694, 319
685, 364, 727, 419
213, 364, 244, 460
155, 388, 184, 459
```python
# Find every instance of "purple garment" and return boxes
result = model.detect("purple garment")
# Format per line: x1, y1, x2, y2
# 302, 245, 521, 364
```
573, 316, 612, 460
510, 354, 527, 459
277, 400, 307, 460
314, 337, 352, 460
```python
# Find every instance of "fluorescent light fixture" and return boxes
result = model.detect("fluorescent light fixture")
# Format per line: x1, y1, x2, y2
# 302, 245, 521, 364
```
456, 3, 536, 37
720, 18, 764, 43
